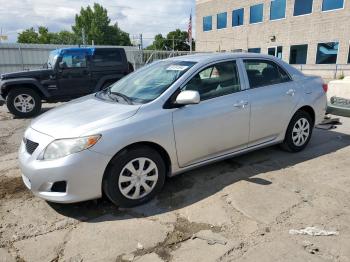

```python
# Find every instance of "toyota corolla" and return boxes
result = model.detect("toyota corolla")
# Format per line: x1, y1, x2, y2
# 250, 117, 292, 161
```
19, 53, 327, 207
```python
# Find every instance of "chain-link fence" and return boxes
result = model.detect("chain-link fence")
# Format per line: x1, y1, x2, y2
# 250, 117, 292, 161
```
1, 43, 349, 81
0, 43, 201, 74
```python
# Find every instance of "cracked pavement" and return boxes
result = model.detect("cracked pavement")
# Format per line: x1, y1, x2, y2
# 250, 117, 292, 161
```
1, 104, 350, 262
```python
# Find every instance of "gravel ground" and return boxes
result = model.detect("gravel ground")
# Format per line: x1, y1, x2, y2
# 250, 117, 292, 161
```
0, 104, 350, 262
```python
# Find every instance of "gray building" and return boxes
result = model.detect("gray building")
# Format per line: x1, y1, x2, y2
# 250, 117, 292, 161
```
196, 0, 350, 65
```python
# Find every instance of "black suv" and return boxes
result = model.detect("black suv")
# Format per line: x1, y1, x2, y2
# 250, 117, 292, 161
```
0, 47, 133, 117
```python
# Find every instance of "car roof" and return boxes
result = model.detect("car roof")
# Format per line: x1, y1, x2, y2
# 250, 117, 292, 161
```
171, 52, 278, 63
169, 52, 304, 78
53, 47, 123, 56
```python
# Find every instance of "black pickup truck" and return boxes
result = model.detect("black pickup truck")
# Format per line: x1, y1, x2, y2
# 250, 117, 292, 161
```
0, 47, 133, 117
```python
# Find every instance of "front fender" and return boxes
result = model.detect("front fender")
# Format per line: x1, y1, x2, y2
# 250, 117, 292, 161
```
0, 78, 50, 98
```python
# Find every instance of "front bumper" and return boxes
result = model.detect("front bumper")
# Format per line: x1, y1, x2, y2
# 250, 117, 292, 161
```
18, 128, 111, 203
327, 103, 350, 118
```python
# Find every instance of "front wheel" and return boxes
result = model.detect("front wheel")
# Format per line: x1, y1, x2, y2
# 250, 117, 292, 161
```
6, 88, 42, 118
103, 146, 166, 207
282, 111, 313, 152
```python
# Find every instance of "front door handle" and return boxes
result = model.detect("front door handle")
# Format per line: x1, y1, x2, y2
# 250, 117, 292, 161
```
286, 89, 296, 96
233, 100, 249, 109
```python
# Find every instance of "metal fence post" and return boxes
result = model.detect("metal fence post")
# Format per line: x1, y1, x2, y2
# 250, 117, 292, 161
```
334, 64, 338, 79
18, 46, 24, 70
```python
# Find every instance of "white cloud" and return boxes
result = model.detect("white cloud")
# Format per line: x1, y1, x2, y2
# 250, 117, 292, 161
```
0, 0, 195, 46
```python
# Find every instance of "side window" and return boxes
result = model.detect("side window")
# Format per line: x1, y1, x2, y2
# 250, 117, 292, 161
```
61, 53, 87, 68
93, 49, 122, 67
243, 59, 291, 88
183, 61, 241, 101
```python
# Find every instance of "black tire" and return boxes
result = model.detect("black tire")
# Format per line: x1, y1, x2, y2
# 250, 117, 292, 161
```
281, 110, 314, 152
103, 146, 166, 207
6, 88, 42, 118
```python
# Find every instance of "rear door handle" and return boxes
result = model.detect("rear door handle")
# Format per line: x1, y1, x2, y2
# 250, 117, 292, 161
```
233, 100, 249, 109
286, 89, 296, 96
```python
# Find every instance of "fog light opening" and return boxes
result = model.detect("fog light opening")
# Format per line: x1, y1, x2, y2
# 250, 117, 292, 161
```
51, 181, 67, 193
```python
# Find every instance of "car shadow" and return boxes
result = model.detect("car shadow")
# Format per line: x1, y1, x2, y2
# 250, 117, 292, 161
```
49, 127, 350, 222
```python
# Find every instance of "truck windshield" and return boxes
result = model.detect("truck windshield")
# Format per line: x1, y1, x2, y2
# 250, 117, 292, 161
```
47, 51, 59, 69
106, 60, 196, 104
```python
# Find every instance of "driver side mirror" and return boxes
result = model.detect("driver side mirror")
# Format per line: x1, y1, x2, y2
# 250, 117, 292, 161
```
175, 90, 200, 105
59, 61, 68, 69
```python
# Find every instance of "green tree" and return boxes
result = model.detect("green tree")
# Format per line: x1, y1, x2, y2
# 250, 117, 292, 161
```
18, 27, 79, 44
147, 29, 194, 51
106, 23, 132, 46
18, 3, 131, 46
146, 34, 166, 50
72, 3, 131, 45
50, 31, 79, 45
17, 27, 39, 43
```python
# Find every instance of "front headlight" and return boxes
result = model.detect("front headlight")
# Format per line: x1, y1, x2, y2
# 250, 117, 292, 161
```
40, 135, 101, 160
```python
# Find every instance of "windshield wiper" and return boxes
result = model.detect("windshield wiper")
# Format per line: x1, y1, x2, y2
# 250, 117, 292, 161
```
109, 91, 133, 105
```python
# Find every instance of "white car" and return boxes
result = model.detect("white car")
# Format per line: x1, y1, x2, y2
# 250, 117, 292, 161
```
327, 77, 350, 117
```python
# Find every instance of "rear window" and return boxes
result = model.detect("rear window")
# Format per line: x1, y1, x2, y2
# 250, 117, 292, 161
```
244, 59, 291, 88
92, 49, 123, 67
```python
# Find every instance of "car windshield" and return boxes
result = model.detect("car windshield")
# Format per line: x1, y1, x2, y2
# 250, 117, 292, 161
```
102, 60, 196, 104
47, 51, 59, 69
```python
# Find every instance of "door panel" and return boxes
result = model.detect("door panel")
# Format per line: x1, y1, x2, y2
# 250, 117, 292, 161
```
173, 95, 250, 167
172, 60, 250, 167
56, 52, 92, 98
243, 59, 300, 146
246, 81, 299, 145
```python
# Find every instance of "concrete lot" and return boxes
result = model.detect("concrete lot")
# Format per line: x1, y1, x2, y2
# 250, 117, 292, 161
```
0, 104, 350, 262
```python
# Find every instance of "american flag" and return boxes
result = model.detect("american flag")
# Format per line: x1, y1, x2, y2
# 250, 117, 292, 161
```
188, 12, 193, 45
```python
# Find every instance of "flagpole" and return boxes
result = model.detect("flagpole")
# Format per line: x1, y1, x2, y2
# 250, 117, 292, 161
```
189, 10, 193, 53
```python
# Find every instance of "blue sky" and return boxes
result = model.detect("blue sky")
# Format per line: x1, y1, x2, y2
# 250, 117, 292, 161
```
0, 0, 195, 45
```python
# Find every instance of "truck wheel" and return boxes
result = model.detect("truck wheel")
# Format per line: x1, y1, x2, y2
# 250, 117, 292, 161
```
6, 88, 42, 118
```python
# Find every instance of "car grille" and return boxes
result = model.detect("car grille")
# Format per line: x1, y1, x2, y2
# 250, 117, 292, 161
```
331, 96, 350, 108
24, 138, 39, 155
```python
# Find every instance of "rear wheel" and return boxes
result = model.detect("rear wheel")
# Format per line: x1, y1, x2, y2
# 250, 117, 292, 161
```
282, 110, 313, 152
103, 146, 166, 207
6, 88, 42, 118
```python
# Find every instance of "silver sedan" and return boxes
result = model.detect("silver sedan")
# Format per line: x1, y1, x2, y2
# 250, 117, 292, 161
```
19, 53, 327, 207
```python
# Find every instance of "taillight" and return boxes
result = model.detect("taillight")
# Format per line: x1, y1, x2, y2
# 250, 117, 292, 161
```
322, 84, 328, 93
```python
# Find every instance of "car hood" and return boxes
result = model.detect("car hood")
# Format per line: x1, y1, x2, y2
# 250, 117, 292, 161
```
1, 69, 53, 80
30, 95, 141, 138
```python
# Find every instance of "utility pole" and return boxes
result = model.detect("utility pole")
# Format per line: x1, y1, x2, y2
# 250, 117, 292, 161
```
140, 34, 144, 64
82, 28, 86, 46
172, 36, 175, 51
140, 33, 143, 50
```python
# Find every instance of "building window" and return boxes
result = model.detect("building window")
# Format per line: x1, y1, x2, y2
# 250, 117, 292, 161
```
348, 45, 350, 64
289, 45, 308, 64
294, 0, 313, 16
248, 48, 261, 53
250, 4, 264, 24
316, 42, 339, 64
322, 0, 344, 11
203, 16, 212, 31
270, 0, 286, 20
268, 46, 283, 59
217, 12, 227, 29
232, 8, 244, 27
